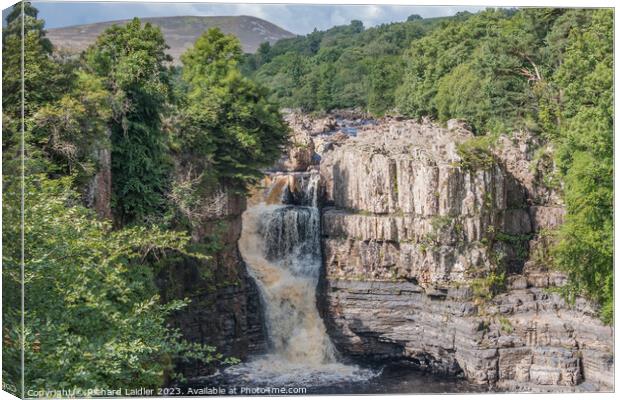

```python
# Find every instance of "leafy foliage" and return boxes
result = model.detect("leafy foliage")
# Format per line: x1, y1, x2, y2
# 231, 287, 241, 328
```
2, 3, 74, 392
397, 8, 568, 133
2, 1, 73, 172
2, 175, 224, 391
3, 2, 288, 391
32, 71, 111, 186
455, 133, 499, 172
244, 18, 437, 114
175, 28, 288, 191
84, 18, 173, 224
550, 10, 613, 323
471, 271, 507, 303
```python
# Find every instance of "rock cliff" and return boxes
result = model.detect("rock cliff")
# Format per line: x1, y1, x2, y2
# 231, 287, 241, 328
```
165, 111, 613, 390
310, 115, 614, 391
157, 190, 266, 378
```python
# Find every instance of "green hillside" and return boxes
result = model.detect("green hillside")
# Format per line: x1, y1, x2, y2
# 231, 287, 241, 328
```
47, 15, 295, 63
245, 8, 614, 322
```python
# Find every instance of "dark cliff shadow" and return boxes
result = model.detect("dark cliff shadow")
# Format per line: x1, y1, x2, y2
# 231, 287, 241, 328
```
155, 224, 267, 379
497, 162, 536, 275
316, 279, 466, 379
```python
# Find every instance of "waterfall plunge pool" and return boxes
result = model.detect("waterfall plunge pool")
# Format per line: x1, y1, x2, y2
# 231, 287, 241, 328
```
194, 360, 484, 395
190, 172, 484, 395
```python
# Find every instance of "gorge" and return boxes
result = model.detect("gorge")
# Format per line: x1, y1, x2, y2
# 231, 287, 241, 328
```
4, 4, 613, 396
183, 111, 614, 393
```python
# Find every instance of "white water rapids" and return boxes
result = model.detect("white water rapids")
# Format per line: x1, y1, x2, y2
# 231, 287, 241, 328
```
225, 172, 376, 386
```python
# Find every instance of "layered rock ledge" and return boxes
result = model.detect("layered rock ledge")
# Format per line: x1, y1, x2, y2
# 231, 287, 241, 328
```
315, 116, 614, 391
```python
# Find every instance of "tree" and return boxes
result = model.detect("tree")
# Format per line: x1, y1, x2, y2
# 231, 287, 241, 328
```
396, 9, 509, 122
551, 9, 613, 323
350, 20, 365, 33
256, 41, 272, 66
2, 175, 222, 392
31, 71, 111, 187
317, 63, 336, 111
2, 1, 71, 155
177, 28, 288, 191
2, 5, 75, 391
84, 18, 173, 224
1, 5, 241, 394
244, 13, 435, 115
368, 56, 402, 115
435, 62, 491, 131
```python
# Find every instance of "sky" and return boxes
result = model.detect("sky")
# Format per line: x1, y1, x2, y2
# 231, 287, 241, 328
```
3, 1, 486, 34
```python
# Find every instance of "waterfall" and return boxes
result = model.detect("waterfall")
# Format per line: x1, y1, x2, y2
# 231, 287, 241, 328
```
239, 205, 334, 365
227, 171, 374, 386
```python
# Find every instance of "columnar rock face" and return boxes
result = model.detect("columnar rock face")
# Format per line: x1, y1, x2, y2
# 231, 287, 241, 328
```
317, 118, 614, 391
320, 121, 505, 286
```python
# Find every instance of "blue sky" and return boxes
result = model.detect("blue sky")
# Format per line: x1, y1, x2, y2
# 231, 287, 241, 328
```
4, 2, 485, 34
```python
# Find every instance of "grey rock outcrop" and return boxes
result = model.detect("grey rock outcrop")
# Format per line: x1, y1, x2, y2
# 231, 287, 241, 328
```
273, 112, 321, 172
320, 120, 504, 286
322, 280, 613, 390
317, 117, 613, 391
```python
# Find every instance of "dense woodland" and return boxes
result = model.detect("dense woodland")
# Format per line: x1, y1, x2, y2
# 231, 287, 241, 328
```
2, 1, 614, 393
2, 1, 287, 392
244, 7, 613, 322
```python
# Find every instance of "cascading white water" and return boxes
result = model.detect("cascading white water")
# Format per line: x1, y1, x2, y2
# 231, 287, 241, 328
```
227, 172, 375, 386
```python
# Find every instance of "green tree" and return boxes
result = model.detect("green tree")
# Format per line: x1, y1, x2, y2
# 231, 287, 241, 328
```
84, 18, 173, 224
1, 5, 239, 394
551, 9, 613, 323
435, 62, 491, 131
398, 8, 585, 133
245, 14, 437, 115
2, 1, 71, 155
2, 175, 222, 392
256, 41, 272, 66
293, 63, 319, 111
396, 9, 510, 123
177, 28, 288, 190
2, 4, 73, 392
350, 20, 365, 33
31, 71, 111, 187
317, 63, 336, 111
368, 56, 402, 115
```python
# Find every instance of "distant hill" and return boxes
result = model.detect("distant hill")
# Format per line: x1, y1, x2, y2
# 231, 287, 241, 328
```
46, 15, 296, 62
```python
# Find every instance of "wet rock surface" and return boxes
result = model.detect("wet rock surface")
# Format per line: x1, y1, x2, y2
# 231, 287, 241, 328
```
158, 190, 266, 378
